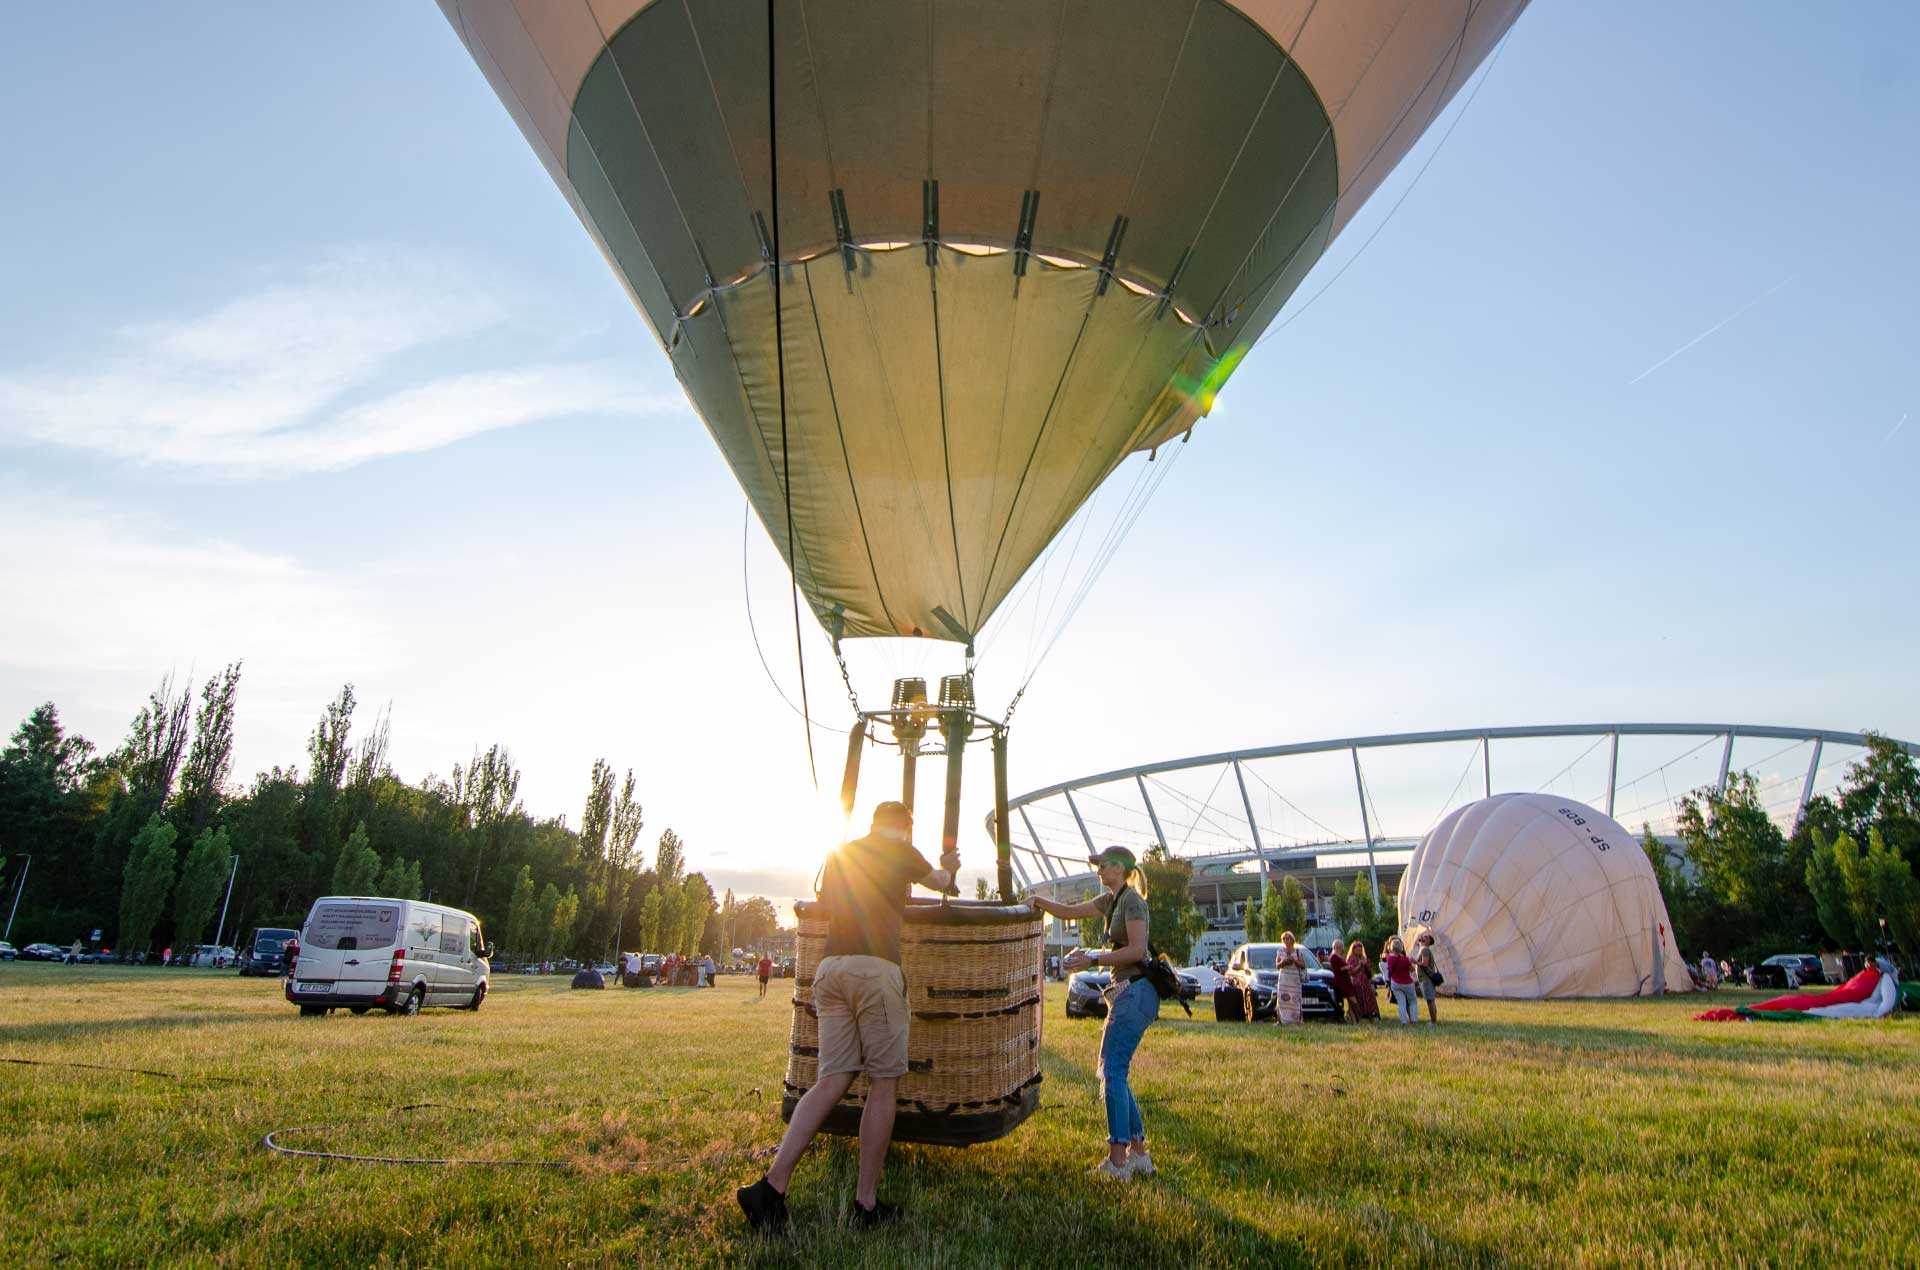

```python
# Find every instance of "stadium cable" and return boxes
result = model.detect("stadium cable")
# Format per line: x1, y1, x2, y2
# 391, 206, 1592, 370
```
768, 0, 817, 786
1533, 734, 1608, 796
1422, 738, 1487, 837
1242, 763, 1350, 843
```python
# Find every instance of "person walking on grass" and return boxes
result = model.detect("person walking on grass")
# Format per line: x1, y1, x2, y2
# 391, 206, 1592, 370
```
1413, 931, 1440, 1024
756, 952, 773, 999
1027, 845, 1158, 1181
736, 801, 957, 1233
1383, 936, 1418, 1024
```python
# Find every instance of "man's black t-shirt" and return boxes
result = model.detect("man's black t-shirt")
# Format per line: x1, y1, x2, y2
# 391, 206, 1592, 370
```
820, 832, 935, 965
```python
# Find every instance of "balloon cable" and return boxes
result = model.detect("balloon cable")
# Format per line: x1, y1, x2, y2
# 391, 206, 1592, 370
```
768, 0, 818, 787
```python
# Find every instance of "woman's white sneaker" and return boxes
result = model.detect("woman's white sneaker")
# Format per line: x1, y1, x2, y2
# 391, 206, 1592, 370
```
1089, 1158, 1132, 1181
1126, 1151, 1156, 1178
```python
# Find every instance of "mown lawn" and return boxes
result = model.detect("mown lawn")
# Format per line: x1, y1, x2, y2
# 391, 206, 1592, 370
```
1, 964, 1915, 1266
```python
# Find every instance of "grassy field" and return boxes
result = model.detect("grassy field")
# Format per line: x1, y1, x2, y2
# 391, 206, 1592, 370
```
2, 965, 1916, 1267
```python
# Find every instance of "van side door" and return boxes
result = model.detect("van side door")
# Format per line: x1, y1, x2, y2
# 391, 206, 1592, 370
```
406, 907, 443, 998
439, 912, 475, 1001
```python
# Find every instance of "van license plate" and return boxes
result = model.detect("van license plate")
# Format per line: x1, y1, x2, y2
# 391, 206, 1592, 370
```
296, 981, 333, 994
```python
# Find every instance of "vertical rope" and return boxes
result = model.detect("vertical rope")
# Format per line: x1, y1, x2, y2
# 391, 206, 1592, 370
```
769, 0, 818, 786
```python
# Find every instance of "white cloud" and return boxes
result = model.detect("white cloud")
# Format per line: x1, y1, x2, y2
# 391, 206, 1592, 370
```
0, 486, 380, 673
0, 245, 674, 476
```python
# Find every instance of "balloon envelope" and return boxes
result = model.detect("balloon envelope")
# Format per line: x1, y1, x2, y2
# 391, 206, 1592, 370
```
1399, 794, 1692, 998
440, 0, 1525, 642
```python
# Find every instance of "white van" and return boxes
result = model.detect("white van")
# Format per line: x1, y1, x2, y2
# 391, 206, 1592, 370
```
285, 896, 492, 1017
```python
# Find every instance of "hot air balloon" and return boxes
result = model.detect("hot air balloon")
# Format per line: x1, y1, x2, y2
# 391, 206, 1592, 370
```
439, 0, 1528, 1143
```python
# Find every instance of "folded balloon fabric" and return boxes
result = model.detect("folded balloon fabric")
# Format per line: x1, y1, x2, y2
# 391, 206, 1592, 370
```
1694, 964, 1904, 1022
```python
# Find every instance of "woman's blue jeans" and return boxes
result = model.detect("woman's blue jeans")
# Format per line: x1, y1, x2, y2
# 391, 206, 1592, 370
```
1098, 977, 1160, 1144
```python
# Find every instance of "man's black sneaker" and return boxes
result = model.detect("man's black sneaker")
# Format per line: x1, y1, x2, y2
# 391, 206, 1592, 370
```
736, 1177, 789, 1233
851, 1200, 900, 1231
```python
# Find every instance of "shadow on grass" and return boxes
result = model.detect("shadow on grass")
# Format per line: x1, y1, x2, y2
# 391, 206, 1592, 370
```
1394, 1014, 1914, 1070
0, 1011, 260, 1047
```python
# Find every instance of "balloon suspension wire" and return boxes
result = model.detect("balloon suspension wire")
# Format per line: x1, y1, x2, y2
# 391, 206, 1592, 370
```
741, 504, 846, 736
768, 0, 818, 786
1251, 25, 1513, 355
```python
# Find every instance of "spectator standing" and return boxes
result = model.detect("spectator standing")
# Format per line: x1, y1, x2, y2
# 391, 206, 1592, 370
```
1324, 944, 1350, 1022
757, 953, 773, 999
1274, 932, 1307, 1026
1345, 941, 1380, 1021
1413, 932, 1440, 1025
1383, 937, 1417, 1023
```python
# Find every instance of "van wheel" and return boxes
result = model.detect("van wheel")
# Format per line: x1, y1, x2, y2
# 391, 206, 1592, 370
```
463, 983, 486, 1012
395, 985, 424, 1016
298, 1005, 326, 1017
349, 1005, 370, 1015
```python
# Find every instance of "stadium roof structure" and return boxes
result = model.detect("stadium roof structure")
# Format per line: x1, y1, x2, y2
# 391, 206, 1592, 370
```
1007, 724, 1918, 895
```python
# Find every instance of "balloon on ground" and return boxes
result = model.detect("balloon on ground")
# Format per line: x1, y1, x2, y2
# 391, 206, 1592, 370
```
1398, 794, 1692, 999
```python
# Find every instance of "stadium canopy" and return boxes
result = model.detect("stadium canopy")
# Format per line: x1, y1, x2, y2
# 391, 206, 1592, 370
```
1009, 724, 1920, 894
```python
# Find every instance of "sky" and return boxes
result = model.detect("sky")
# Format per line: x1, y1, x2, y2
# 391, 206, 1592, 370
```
3, 3, 1915, 913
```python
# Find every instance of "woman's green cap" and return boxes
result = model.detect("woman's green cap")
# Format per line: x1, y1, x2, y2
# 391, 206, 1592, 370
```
1089, 846, 1136, 869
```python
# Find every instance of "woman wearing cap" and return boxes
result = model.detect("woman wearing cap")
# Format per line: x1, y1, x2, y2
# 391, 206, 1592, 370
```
1026, 846, 1157, 1180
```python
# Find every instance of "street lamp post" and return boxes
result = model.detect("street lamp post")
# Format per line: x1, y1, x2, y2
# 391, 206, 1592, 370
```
211, 855, 241, 957
4, 854, 29, 944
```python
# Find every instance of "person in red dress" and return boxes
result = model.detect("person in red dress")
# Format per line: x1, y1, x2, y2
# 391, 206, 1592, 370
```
1344, 940, 1380, 1021
1324, 945, 1350, 1022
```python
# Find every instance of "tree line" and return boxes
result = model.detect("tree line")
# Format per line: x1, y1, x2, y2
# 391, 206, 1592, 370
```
0, 671, 783, 962
1648, 734, 1920, 964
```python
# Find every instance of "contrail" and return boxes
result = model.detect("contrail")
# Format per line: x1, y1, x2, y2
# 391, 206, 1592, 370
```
1628, 274, 1797, 386
1885, 413, 1910, 446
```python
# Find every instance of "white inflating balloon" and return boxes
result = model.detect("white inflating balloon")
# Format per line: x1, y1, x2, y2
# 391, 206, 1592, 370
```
1399, 794, 1692, 998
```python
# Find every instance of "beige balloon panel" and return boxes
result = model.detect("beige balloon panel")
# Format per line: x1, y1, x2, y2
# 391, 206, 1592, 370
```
1400, 794, 1693, 999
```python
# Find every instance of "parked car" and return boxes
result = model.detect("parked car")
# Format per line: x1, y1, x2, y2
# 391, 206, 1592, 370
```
0, 941, 15, 960
187, 944, 235, 968
1179, 964, 1228, 995
1753, 954, 1828, 990
239, 927, 300, 977
18, 942, 66, 962
1065, 969, 1111, 1018
1215, 943, 1341, 1022
1064, 967, 1199, 1018
284, 895, 492, 1017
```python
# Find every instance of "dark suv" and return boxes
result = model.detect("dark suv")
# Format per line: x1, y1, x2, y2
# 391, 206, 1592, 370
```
1751, 954, 1828, 990
1215, 942, 1341, 1021
238, 927, 299, 977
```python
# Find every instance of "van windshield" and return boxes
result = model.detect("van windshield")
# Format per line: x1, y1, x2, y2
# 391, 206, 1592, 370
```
306, 903, 401, 952
253, 932, 294, 953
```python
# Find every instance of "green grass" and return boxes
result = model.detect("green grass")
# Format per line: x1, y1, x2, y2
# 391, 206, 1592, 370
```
1, 965, 1916, 1267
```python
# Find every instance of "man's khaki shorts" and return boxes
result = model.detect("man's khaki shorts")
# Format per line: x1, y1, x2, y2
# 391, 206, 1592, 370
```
814, 954, 909, 1079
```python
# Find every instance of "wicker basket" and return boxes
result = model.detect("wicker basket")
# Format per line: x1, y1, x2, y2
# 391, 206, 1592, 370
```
782, 897, 1044, 1146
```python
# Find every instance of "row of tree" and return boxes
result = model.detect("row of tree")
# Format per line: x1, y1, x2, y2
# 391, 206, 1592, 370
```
1646, 734, 1920, 964
0, 673, 785, 963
